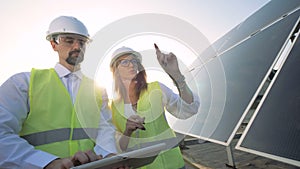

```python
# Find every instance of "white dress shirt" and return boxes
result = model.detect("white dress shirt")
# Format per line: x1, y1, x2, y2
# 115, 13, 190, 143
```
0, 63, 117, 169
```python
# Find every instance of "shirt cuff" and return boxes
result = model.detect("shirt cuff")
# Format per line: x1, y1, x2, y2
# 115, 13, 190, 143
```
94, 145, 117, 158
24, 151, 58, 168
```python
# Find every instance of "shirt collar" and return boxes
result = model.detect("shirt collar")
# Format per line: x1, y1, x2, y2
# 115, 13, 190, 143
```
54, 63, 83, 80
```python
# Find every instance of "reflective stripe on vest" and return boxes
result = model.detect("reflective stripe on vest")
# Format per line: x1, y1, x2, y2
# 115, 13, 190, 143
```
21, 128, 98, 146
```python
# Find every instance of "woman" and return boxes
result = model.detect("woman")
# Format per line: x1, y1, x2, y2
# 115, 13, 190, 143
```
109, 44, 200, 169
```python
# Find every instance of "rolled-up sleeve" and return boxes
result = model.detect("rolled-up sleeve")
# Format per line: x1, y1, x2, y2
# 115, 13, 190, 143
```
159, 82, 200, 119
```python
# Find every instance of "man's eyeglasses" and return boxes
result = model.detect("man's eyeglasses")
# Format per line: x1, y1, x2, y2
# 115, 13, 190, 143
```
118, 59, 139, 67
54, 34, 89, 47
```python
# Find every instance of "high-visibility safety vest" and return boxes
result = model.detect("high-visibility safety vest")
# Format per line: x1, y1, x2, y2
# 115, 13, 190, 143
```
19, 68, 102, 158
112, 81, 185, 169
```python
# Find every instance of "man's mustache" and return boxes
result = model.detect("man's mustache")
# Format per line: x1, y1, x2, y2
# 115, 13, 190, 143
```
69, 50, 82, 56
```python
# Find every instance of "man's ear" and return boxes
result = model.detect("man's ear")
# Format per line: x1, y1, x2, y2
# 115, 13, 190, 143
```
50, 41, 58, 51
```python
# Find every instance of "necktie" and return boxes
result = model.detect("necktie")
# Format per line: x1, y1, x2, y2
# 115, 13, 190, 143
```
66, 73, 76, 103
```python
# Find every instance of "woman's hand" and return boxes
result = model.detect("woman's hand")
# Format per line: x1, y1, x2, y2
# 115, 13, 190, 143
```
124, 115, 145, 136
154, 43, 182, 78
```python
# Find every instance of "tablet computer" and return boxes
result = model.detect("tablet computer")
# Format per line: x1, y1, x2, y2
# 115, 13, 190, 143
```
71, 143, 166, 169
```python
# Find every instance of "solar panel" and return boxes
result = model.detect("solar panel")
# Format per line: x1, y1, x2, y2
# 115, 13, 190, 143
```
236, 21, 300, 167
213, 0, 300, 54
172, 7, 300, 145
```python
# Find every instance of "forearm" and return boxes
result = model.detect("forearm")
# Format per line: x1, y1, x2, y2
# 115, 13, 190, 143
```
0, 133, 57, 168
0, 109, 57, 168
160, 81, 199, 119
171, 74, 193, 104
119, 130, 132, 151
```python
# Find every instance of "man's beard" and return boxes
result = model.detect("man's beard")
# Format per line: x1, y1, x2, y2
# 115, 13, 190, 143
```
66, 50, 84, 66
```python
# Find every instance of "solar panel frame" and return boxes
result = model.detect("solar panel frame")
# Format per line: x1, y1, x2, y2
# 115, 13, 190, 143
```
172, 7, 300, 146
236, 18, 300, 167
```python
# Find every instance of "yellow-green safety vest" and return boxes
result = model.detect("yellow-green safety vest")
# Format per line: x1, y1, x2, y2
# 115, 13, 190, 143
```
19, 68, 102, 158
112, 81, 185, 169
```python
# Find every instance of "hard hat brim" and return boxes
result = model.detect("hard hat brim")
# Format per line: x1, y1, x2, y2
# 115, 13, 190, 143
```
110, 50, 142, 68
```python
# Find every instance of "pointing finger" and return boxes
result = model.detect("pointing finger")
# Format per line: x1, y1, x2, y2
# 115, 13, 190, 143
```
154, 43, 162, 57
154, 43, 160, 52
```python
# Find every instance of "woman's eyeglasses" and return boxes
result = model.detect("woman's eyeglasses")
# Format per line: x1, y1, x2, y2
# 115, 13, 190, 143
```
118, 59, 139, 67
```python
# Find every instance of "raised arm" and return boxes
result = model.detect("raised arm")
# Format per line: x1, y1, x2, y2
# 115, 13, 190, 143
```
154, 43, 193, 103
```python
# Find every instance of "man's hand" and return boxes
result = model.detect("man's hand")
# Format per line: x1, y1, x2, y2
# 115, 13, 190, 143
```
71, 150, 102, 166
44, 150, 102, 169
44, 158, 74, 169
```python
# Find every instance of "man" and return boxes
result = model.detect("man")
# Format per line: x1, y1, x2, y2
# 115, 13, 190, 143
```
0, 16, 118, 169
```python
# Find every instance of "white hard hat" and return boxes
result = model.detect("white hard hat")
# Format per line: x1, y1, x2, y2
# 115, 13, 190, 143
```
110, 46, 142, 68
46, 16, 89, 41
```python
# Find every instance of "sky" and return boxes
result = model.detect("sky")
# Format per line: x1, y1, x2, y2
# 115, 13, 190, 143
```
0, 0, 270, 87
